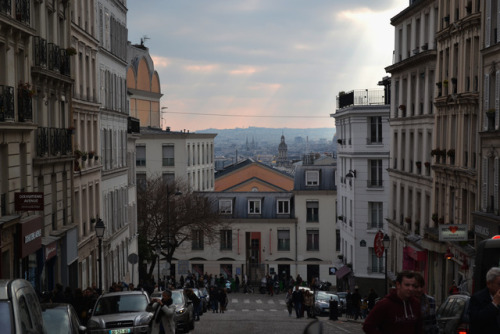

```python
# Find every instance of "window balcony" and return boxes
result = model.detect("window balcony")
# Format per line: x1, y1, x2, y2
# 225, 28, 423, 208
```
0, 85, 15, 121
17, 86, 32, 122
36, 127, 72, 157
15, 0, 30, 25
0, 0, 11, 16
33, 36, 47, 69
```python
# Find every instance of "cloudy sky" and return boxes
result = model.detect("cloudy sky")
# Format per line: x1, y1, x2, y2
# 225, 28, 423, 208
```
127, 0, 407, 131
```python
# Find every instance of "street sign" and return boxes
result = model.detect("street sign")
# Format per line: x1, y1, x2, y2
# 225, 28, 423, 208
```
128, 253, 139, 264
374, 230, 385, 258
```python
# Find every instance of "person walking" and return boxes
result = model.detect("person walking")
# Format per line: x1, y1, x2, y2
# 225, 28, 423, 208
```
184, 288, 201, 321
468, 266, 500, 334
235, 275, 240, 293
367, 288, 378, 312
219, 288, 228, 313
285, 288, 294, 317
292, 285, 304, 318
363, 270, 422, 334
414, 272, 438, 334
147, 290, 175, 334
304, 290, 314, 318
209, 286, 219, 313
351, 287, 362, 320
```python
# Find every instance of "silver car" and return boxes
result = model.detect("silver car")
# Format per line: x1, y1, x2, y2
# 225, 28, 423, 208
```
86, 291, 152, 334
314, 291, 340, 316
172, 289, 194, 333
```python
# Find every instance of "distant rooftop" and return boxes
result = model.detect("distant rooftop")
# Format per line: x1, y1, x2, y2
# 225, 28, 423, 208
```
336, 88, 386, 110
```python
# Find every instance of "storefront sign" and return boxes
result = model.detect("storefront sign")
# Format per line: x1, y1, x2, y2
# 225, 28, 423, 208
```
438, 224, 468, 241
45, 242, 57, 261
474, 224, 490, 237
14, 192, 44, 211
19, 216, 43, 258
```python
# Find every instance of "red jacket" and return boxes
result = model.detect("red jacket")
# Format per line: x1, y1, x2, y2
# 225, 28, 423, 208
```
362, 290, 422, 334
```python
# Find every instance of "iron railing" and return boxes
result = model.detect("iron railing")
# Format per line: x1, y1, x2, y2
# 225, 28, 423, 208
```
33, 36, 47, 68
48, 43, 60, 71
337, 89, 386, 109
36, 127, 72, 157
0, 85, 15, 121
0, 0, 11, 15
59, 48, 70, 76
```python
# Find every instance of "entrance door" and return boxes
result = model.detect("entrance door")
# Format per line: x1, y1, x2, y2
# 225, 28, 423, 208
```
307, 264, 319, 284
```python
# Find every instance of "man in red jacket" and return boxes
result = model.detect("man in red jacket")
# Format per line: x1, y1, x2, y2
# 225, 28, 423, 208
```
363, 271, 422, 334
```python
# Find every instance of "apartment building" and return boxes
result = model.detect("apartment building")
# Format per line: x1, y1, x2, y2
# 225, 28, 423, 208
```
331, 89, 391, 296
96, 0, 135, 288
385, 0, 441, 300
69, 0, 103, 290
473, 1, 500, 245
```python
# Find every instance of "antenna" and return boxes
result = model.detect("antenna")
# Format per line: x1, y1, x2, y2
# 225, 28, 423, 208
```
141, 35, 150, 46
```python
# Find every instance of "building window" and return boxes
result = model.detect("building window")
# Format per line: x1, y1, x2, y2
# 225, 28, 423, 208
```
305, 170, 319, 186
369, 116, 383, 143
192, 230, 204, 250
306, 201, 319, 222
192, 263, 204, 277
136, 146, 146, 166
306, 229, 319, 251
336, 229, 341, 252
162, 145, 174, 166
369, 248, 384, 273
219, 199, 232, 214
369, 159, 383, 187
220, 264, 233, 279
248, 199, 261, 214
277, 199, 290, 214
369, 202, 383, 228
162, 173, 175, 186
220, 230, 232, 250
277, 230, 290, 251
136, 173, 146, 191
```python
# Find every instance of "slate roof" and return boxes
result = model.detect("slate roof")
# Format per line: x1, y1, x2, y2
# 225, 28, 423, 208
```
293, 164, 337, 191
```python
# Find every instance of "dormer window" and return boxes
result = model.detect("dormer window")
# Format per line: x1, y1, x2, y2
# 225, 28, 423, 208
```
219, 199, 232, 214
248, 199, 261, 214
305, 170, 319, 186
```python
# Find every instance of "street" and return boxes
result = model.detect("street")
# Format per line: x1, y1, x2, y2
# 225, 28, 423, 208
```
191, 291, 364, 334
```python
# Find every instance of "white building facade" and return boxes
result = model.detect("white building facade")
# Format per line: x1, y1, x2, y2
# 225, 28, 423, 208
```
332, 90, 391, 296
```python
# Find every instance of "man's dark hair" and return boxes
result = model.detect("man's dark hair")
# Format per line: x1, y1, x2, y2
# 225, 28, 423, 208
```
395, 270, 415, 284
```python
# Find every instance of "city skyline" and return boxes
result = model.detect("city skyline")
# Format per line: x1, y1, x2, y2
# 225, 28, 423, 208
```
127, 0, 407, 131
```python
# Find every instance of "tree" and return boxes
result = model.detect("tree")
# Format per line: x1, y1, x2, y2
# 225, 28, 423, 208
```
137, 176, 224, 280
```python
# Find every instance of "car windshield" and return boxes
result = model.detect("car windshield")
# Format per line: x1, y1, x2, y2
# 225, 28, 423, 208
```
94, 294, 148, 315
316, 292, 338, 302
42, 308, 69, 333
171, 291, 184, 305
0, 302, 13, 334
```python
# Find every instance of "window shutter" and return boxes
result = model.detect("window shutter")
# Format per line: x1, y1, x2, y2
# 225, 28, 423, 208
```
495, 157, 499, 213
482, 157, 489, 211
485, 74, 490, 130
486, 0, 492, 47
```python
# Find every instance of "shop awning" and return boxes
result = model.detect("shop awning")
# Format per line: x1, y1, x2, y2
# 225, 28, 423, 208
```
335, 265, 351, 279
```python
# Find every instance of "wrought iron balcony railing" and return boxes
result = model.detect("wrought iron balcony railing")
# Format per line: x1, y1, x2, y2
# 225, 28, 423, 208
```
0, 85, 15, 121
59, 49, 70, 76
15, 0, 29, 25
36, 127, 72, 157
48, 43, 60, 71
33, 36, 47, 69
17, 86, 32, 122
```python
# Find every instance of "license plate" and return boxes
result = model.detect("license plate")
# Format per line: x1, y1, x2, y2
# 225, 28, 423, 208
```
109, 329, 131, 334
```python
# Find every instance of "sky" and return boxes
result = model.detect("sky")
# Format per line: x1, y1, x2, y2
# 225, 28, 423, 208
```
127, 0, 408, 131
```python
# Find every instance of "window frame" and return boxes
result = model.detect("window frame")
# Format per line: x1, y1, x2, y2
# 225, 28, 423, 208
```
277, 229, 290, 251
306, 229, 319, 251
369, 116, 383, 144
369, 159, 383, 187
219, 199, 233, 214
248, 199, 261, 214
136, 145, 146, 166
162, 145, 175, 166
305, 170, 320, 186
306, 201, 319, 222
277, 198, 290, 214
220, 230, 232, 250
192, 229, 204, 250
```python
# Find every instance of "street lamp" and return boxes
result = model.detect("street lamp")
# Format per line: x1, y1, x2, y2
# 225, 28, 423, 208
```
95, 218, 106, 294
156, 245, 161, 289
166, 186, 182, 279
383, 234, 391, 296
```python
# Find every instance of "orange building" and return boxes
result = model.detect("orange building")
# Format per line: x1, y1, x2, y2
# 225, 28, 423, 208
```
215, 159, 294, 192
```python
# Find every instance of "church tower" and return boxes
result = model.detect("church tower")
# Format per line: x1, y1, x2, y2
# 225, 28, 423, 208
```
277, 133, 288, 167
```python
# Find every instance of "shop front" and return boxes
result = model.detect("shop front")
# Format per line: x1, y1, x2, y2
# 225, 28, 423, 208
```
18, 216, 43, 291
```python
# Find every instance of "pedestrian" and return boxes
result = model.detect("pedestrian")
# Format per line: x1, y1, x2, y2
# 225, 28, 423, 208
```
468, 266, 500, 334
209, 286, 219, 313
414, 272, 438, 334
184, 288, 201, 321
219, 288, 228, 313
360, 297, 368, 319
329, 297, 338, 321
304, 290, 314, 318
367, 288, 378, 312
235, 275, 240, 293
362, 270, 422, 334
285, 288, 293, 317
351, 287, 362, 320
147, 290, 175, 334
292, 285, 304, 318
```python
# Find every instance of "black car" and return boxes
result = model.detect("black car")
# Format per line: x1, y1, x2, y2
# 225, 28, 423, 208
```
436, 294, 470, 334
42, 303, 86, 334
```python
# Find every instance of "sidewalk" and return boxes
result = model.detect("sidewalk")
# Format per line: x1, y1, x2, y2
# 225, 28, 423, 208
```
336, 314, 365, 324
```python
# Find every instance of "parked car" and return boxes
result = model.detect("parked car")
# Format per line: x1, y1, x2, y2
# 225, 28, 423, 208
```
86, 290, 152, 334
172, 289, 195, 333
314, 291, 339, 316
336, 291, 347, 315
436, 294, 470, 334
42, 303, 86, 334
0, 279, 45, 334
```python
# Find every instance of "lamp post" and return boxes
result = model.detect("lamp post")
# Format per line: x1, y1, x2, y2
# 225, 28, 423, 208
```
166, 185, 182, 279
156, 245, 161, 289
383, 234, 391, 296
95, 218, 106, 294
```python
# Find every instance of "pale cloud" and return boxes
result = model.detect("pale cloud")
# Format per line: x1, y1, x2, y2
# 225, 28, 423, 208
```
184, 64, 219, 73
151, 55, 169, 69
229, 67, 258, 75
248, 83, 281, 92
